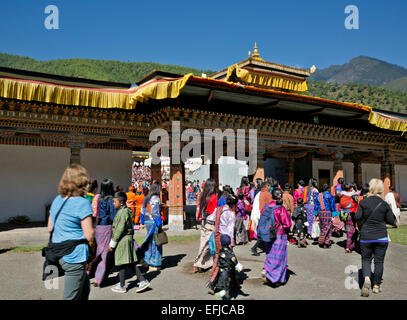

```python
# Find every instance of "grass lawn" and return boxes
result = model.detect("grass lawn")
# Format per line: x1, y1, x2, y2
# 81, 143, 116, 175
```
387, 225, 407, 245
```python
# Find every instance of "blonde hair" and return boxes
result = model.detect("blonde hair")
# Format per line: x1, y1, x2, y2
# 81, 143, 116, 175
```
367, 178, 384, 198
58, 164, 90, 197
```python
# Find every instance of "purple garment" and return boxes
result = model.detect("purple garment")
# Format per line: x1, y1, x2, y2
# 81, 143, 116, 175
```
264, 234, 288, 283
318, 210, 332, 245
235, 200, 246, 218
304, 204, 315, 235
267, 201, 292, 236
89, 225, 112, 285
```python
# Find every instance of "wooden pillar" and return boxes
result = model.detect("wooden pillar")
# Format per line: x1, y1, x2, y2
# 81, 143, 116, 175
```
353, 158, 363, 188
168, 163, 185, 231
333, 152, 344, 186
253, 154, 265, 182
151, 163, 161, 184
209, 162, 219, 187
285, 158, 295, 188
252, 140, 265, 182
381, 162, 395, 197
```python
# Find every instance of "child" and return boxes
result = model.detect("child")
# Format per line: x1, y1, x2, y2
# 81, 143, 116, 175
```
291, 198, 309, 248
108, 191, 150, 293
214, 234, 242, 300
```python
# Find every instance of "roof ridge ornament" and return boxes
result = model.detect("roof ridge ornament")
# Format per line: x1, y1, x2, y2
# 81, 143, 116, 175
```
252, 42, 263, 61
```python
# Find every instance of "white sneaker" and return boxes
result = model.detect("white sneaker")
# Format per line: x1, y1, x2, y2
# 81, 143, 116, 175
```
136, 280, 150, 293
111, 284, 127, 293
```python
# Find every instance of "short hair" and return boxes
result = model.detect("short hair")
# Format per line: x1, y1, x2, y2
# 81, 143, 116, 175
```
272, 188, 283, 201
237, 192, 245, 200
321, 183, 329, 192
226, 194, 238, 207
297, 180, 305, 187
261, 181, 270, 189
367, 179, 384, 198
88, 179, 98, 193
58, 164, 90, 197
338, 177, 344, 185
343, 183, 351, 192
361, 183, 370, 196
114, 191, 127, 204
297, 198, 304, 205
284, 183, 291, 191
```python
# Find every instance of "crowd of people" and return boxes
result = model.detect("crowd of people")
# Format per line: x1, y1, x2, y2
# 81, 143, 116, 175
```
192, 175, 400, 299
47, 164, 167, 300
46, 163, 400, 300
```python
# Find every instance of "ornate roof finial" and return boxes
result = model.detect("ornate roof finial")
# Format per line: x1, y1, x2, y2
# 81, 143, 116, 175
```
252, 42, 262, 60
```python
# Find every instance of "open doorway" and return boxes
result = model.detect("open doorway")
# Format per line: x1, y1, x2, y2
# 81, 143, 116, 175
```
318, 169, 331, 188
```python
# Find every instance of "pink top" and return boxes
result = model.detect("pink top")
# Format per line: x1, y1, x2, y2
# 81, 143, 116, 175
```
267, 201, 292, 236
293, 187, 304, 204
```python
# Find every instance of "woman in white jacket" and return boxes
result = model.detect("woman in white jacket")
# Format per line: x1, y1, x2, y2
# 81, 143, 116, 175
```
385, 190, 400, 223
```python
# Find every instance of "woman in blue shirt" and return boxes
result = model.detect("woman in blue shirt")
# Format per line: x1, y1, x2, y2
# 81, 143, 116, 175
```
88, 178, 117, 287
313, 183, 338, 248
48, 164, 94, 300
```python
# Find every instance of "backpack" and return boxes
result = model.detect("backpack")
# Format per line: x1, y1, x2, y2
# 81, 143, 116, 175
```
257, 204, 282, 243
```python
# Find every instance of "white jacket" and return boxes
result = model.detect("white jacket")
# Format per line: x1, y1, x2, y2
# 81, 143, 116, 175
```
385, 191, 401, 223
250, 192, 261, 231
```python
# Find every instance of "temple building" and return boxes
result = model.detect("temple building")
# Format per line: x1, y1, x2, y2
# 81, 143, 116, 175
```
1, 44, 407, 229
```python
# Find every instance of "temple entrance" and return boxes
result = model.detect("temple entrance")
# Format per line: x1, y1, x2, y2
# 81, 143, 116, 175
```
318, 169, 330, 188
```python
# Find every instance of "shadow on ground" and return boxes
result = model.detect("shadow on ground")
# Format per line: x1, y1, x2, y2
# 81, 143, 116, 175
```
0, 248, 15, 254
161, 254, 186, 270
0, 222, 45, 232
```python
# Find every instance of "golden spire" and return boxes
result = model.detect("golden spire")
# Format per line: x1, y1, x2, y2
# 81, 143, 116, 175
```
252, 42, 262, 60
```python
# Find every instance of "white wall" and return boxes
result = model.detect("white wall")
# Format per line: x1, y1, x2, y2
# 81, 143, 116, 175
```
343, 162, 354, 183
0, 145, 70, 223
361, 163, 381, 185
81, 148, 133, 191
395, 165, 407, 200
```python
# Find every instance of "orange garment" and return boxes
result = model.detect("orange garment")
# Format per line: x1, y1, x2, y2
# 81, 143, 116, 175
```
282, 191, 295, 215
126, 191, 137, 218
134, 193, 145, 224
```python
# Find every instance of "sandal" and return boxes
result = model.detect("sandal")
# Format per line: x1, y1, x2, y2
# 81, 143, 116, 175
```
345, 248, 351, 254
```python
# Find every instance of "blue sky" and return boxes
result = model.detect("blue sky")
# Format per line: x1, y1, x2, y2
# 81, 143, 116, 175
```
0, 0, 406, 72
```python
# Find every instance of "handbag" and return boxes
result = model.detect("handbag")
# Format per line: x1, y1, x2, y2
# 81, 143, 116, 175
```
42, 198, 69, 281
154, 227, 168, 246
311, 220, 320, 238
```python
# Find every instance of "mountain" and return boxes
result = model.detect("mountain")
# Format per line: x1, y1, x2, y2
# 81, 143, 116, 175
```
0, 52, 213, 83
383, 77, 407, 92
312, 56, 407, 89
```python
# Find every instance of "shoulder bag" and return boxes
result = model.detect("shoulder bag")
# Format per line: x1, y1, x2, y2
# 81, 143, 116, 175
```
41, 197, 69, 280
